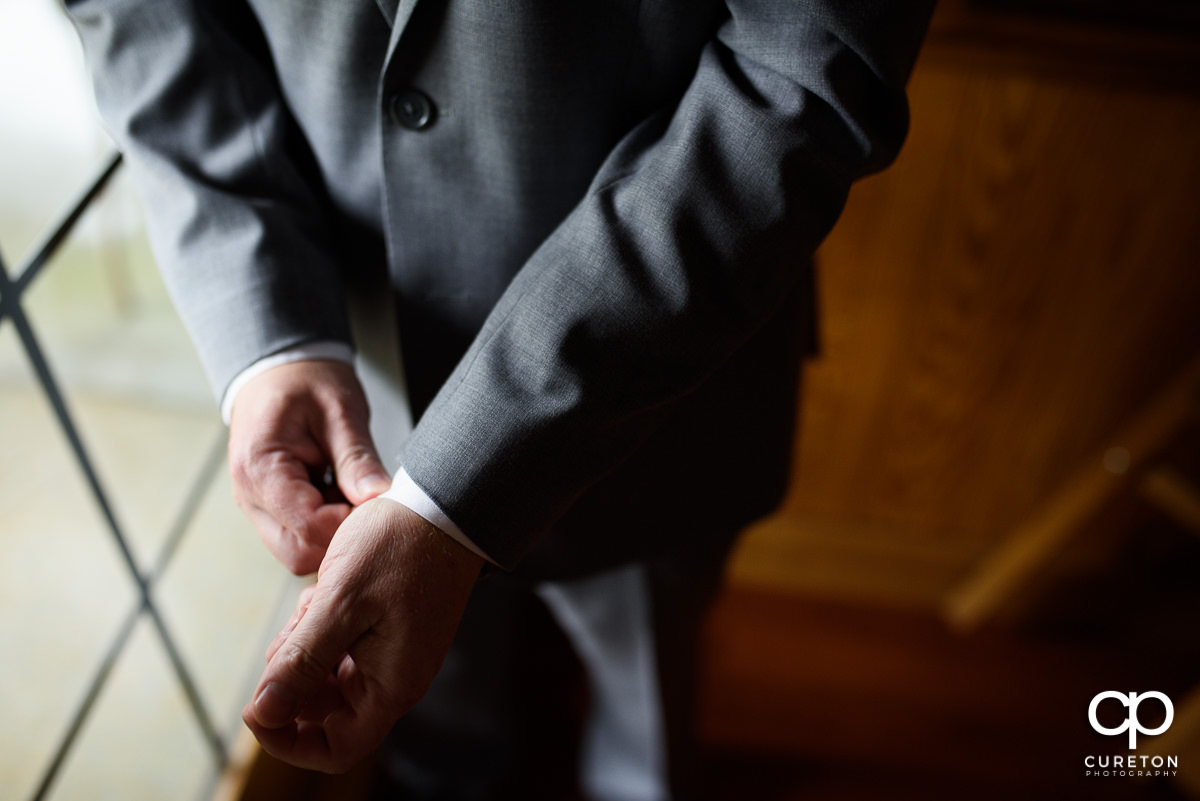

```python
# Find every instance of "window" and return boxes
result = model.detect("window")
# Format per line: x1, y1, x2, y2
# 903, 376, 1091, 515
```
0, 4, 296, 799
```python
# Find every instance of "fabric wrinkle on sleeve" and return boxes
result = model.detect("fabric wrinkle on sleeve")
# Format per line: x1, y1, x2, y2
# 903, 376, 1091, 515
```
399, 1, 937, 570
66, 0, 355, 401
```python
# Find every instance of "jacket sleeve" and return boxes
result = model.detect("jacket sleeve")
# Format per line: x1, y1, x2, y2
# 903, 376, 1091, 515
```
65, 0, 353, 400
399, 0, 935, 568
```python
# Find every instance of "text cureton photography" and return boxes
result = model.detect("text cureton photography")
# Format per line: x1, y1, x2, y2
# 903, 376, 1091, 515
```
1085, 691, 1180, 779
1084, 754, 1179, 779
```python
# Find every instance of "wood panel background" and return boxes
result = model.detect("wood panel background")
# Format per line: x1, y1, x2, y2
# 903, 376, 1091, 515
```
727, 1, 1200, 609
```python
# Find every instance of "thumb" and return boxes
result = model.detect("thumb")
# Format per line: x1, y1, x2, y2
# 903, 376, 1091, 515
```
250, 588, 367, 728
327, 411, 391, 505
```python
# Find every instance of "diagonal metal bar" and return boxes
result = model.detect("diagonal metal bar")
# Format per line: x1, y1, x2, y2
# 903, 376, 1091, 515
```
152, 428, 229, 578
14, 152, 122, 294
29, 605, 141, 801
0, 246, 14, 324
145, 428, 233, 770
6, 145, 240, 801
7, 147, 236, 798
2, 273, 227, 795
147, 607, 229, 771
2, 267, 144, 593
27, 427, 232, 801
194, 573, 307, 801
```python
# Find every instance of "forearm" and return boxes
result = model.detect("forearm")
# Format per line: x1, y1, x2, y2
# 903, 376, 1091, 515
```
66, 0, 353, 400
402, 0, 935, 567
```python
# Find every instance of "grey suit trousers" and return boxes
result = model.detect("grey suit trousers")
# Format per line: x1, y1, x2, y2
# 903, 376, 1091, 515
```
377, 547, 733, 801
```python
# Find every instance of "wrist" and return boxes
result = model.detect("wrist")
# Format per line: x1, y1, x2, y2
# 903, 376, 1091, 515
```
367, 496, 485, 575
222, 342, 356, 425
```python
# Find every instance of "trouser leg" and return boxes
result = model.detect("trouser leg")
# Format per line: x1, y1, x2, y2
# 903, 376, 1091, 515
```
538, 564, 667, 801
375, 544, 729, 801
538, 542, 731, 801
375, 572, 584, 801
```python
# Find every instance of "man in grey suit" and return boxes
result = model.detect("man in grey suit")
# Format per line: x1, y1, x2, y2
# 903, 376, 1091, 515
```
69, 1, 934, 797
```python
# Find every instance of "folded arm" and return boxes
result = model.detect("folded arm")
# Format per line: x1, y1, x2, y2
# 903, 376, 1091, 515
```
68, 0, 934, 773
401, 0, 936, 567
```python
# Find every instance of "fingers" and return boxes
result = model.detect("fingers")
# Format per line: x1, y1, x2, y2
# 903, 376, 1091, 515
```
240, 499, 485, 773
324, 403, 390, 506
243, 580, 396, 773
244, 653, 394, 773
243, 695, 374, 774
243, 495, 348, 576
227, 360, 387, 573
231, 438, 347, 574
249, 584, 370, 731
266, 585, 317, 664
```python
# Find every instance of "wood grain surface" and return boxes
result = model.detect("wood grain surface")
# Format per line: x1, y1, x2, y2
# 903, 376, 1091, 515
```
729, 7, 1200, 608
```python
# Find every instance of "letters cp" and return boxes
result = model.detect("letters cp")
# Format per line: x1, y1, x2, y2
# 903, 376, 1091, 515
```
1088, 691, 1173, 749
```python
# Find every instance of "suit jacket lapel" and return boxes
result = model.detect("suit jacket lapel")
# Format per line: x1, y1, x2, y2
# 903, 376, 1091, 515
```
375, 0, 400, 26
382, 0, 423, 64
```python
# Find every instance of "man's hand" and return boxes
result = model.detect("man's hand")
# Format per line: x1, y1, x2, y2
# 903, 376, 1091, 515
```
242, 498, 483, 772
229, 360, 392, 575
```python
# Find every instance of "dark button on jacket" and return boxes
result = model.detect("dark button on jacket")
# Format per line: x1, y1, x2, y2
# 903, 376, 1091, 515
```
390, 89, 435, 130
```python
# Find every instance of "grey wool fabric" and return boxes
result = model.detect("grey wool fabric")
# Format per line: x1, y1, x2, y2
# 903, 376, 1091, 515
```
66, 0, 935, 571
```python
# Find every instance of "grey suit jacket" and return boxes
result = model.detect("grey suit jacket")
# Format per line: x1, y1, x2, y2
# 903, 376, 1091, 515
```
68, 0, 933, 574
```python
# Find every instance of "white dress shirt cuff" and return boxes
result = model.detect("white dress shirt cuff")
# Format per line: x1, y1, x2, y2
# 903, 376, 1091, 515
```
381, 467, 498, 566
222, 342, 496, 566
220, 341, 356, 424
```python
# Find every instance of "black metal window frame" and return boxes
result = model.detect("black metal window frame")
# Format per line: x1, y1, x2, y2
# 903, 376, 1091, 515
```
0, 153, 233, 801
